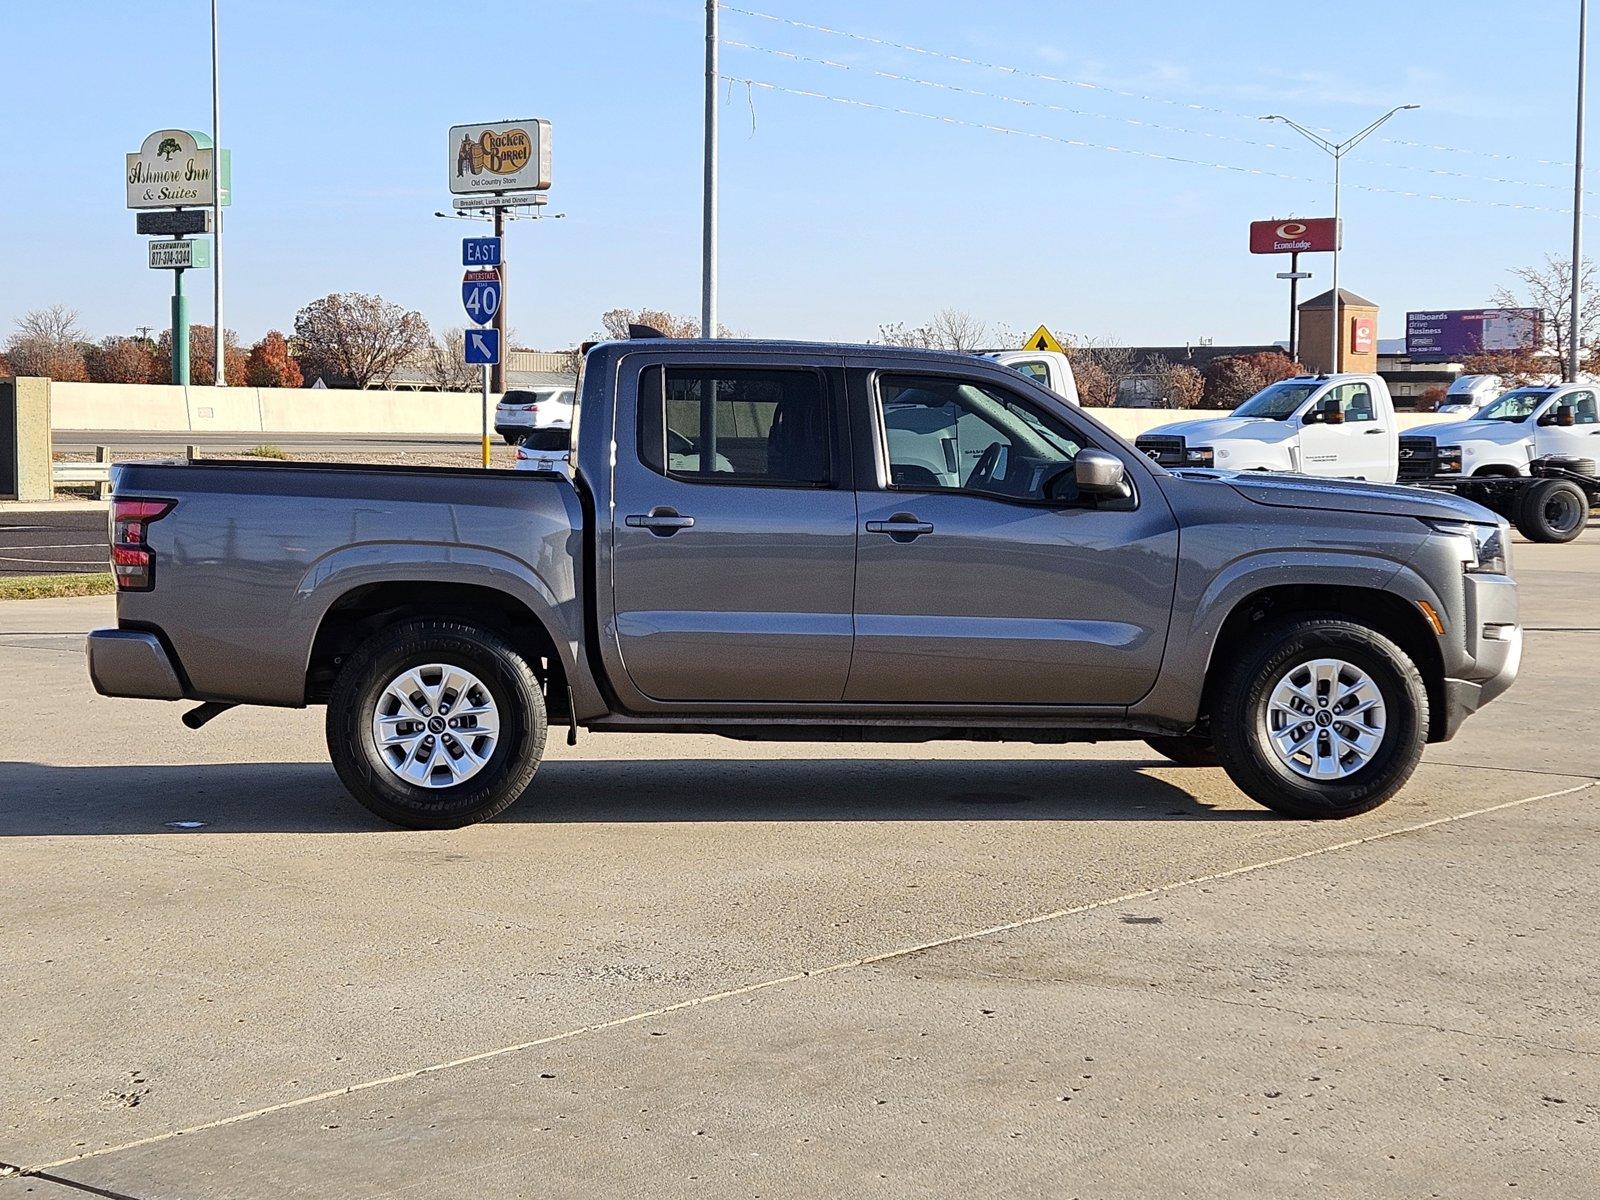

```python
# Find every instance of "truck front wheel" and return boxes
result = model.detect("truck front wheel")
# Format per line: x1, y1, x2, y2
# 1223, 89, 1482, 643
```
326, 620, 548, 829
1212, 619, 1427, 819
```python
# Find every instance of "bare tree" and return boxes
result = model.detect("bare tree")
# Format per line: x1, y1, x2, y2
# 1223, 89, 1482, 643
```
423, 329, 479, 391
599, 308, 732, 340
1492, 254, 1600, 370
1063, 337, 1137, 407
5, 305, 88, 381
875, 308, 999, 352
293, 292, 431, 388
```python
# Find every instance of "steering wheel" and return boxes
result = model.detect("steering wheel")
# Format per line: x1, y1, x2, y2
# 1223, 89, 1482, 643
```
966, 442, 1004, 491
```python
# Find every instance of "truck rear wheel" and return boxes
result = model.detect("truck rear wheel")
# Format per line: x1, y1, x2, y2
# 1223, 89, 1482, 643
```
1143, 735, 1219, 767
326, 620, 547, 829
1514, 478, 1588, 543
1212, 618, 1427, 820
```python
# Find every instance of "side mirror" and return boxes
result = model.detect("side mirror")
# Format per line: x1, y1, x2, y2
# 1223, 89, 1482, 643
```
1557, 403, 1577, 427
1074, 448, 1127, 495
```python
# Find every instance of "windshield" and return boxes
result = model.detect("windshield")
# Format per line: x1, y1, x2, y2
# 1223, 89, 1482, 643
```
1231, 380, 1322, 420
1473, 390, 1549, 422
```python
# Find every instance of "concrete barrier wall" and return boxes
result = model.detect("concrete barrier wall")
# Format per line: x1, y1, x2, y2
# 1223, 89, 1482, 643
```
52, 382, 488, 435
50, 380, 1464, 439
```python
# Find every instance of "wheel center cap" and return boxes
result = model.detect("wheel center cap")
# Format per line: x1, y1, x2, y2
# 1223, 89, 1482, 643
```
428, 716, 447, 734
1314, 710, 1334, 728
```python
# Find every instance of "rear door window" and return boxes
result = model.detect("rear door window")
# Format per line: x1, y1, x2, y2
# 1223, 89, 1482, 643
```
638, 366, 832, 485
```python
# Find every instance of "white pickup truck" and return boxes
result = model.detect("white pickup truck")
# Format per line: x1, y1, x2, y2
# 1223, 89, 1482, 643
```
981, 349, 1080, 405
1400, 383, 1600, 480
1436, 373, 1504, 414
1136, 373, 1399, 483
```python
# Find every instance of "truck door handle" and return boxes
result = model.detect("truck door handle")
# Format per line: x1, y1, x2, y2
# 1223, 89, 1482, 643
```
1365, 428, 1386, 435
865, 514, 934, 542
625, 508, 695, 536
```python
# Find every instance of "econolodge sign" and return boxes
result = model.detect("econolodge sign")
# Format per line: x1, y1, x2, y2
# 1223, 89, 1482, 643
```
1249, 218, 1340, 255
126, 129, 231, 209
449, 119, 552, 195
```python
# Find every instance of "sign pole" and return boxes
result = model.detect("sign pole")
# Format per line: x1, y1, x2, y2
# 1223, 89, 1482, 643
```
172, 260, 190, 386
1571, 0, 1588, 382
1288, 251, 1300, 362
492, 206, 507, 394
701, 0, 718, 337
481, 364, 491, 469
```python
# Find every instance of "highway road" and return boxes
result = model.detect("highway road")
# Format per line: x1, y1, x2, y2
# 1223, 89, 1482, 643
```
0, 509, 107, 577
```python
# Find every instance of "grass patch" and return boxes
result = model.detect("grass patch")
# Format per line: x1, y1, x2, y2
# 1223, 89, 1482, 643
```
0, 573, 116, 601
247, 443, 290, 459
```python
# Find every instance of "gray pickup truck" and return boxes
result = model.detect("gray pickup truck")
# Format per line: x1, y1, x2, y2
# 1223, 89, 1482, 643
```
88, 339, 1521, 828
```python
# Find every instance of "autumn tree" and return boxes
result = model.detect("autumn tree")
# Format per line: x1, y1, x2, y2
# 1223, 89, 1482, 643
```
153, 324, 248, 386
422, 329, 479, 391
0, 351, 12, 378
294, 292, 430, 388
1460, 347, 1551, 386
244, 330, 303, 388
1201, 350, 1301, 407
1062, 338, 1137, 407
1152, 360, 1206, 409
5, 305, 89, 381
83, 336, 157, 384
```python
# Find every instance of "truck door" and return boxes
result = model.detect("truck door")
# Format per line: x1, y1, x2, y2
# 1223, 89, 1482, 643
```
1299, 380, 1391, 480
846, 368, 1178, 706
609, 359, 858, 704
1539, 389, 1600, 461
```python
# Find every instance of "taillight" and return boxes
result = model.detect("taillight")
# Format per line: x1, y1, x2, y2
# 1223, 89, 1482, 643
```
111, 498, 175, 591
522, 403, 540, 413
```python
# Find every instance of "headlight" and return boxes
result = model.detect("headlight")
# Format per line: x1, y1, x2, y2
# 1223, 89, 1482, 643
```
1185, 446, 1215, 466
1429, 520, 1510, 575
1437, 446, 1462, 474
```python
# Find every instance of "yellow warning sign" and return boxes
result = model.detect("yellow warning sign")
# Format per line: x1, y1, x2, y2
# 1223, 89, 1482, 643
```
1022, 324, 1064, 354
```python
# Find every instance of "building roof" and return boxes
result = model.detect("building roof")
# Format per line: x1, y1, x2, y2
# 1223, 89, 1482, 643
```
1298, 287, 1378, 310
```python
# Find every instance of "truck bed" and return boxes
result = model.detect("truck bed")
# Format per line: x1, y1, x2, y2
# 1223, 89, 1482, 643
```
110, 458, 584, 707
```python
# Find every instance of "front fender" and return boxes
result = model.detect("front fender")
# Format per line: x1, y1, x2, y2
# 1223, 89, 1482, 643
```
1131, 548, 1446, 729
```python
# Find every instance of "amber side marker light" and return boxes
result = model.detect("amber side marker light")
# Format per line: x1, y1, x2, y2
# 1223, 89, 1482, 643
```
1415, 600, 1446, 636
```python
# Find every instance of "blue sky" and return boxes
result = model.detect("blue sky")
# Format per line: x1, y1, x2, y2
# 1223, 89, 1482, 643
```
0, 1, 1589, 351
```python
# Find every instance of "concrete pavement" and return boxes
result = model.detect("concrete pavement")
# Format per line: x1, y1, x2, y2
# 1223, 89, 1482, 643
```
1, 534, 1596, 1197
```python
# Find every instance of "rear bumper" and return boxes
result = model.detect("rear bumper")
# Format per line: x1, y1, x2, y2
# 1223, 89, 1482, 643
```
86, 629, 185, 701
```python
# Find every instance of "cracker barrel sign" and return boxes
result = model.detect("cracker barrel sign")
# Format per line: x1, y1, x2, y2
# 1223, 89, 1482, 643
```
126, 129, 231, 209
449, 119, 552, 194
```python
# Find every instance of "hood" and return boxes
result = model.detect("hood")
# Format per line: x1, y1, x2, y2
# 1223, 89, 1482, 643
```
1412, 418, 1531, 446
1144, 415, 1298, 445
1209, 471, 1499, 523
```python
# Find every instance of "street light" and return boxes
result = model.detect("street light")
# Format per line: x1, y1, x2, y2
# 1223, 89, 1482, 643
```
1261, 105, 1420, 372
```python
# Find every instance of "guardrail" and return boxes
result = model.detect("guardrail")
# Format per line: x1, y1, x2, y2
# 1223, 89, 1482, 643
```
52, 448, 112, 499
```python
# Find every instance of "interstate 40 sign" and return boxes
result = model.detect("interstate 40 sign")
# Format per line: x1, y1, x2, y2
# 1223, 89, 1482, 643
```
461, 268, 501, 324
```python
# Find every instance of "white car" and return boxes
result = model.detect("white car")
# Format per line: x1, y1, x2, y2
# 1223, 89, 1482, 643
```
1435, 374, 1504, 415
494, 386, 575, 444
513, 425, 573, 474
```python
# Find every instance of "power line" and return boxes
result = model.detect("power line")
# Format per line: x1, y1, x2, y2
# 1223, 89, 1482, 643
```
721, 4, 1577, 177
724, 38, 1592, 197
723, 75, 1572, 214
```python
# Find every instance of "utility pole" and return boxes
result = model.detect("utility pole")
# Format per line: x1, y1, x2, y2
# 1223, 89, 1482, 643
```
211, 0, 224, 385
1262, 105, 1419, 372
701, 0, 718, 338
1572, 0, 1588, 382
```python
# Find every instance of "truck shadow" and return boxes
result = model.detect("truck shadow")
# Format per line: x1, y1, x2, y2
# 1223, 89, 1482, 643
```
0, 757, 1264, 836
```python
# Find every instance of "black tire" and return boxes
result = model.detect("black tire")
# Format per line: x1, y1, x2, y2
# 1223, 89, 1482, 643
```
326, 619, 547, 828
1143, 735, 1219, 767
502, 434, 518, 445
1212, 618, 1428, 820
1514, 478, 1589, 543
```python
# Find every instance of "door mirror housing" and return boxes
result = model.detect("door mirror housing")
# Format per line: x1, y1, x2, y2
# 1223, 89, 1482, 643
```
1555, 403, 1577, 427
1073, 448, 1127, 495
1304, 396, 1345, 425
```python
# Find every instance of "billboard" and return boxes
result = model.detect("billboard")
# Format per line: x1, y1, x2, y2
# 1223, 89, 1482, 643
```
450, 120, 552, 194
1405, 308, 1542, 360
1249, 218, 1341, 254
